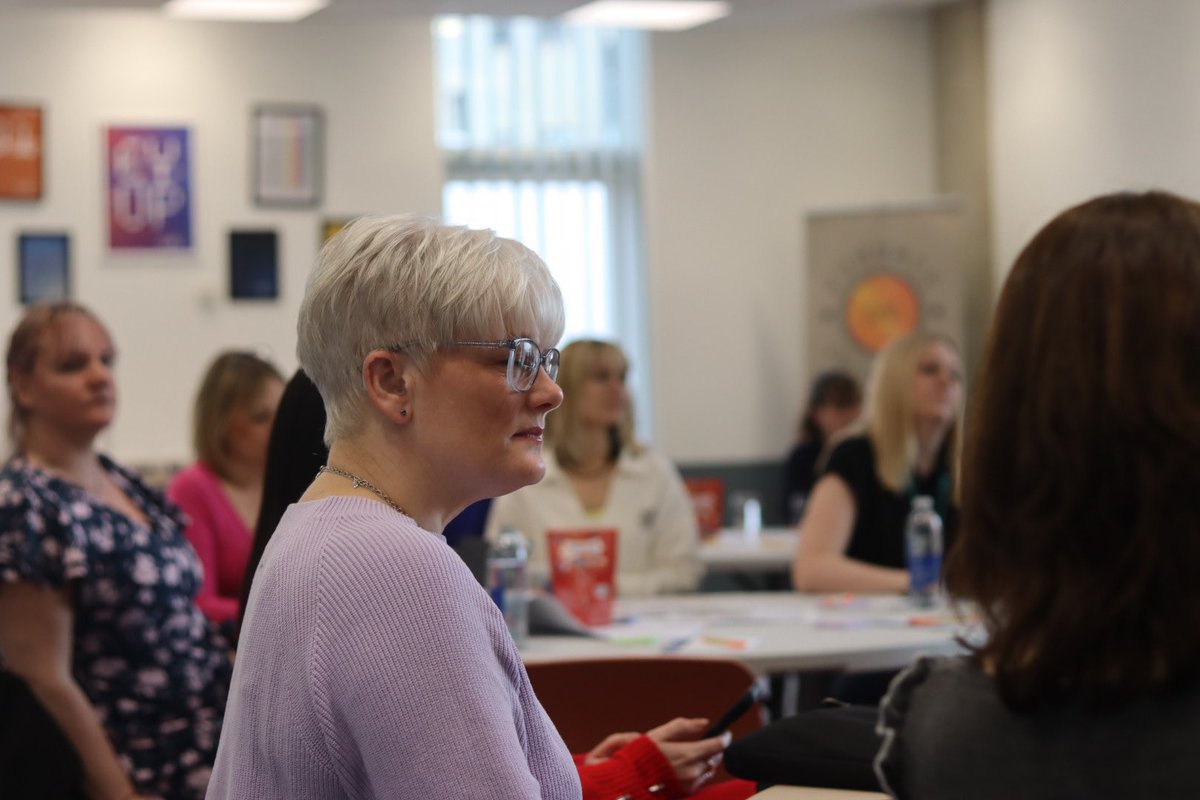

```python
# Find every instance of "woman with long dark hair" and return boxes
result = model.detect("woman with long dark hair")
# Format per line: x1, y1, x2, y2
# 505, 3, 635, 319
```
876, 190, 1200, 798
782, 370, 861, 522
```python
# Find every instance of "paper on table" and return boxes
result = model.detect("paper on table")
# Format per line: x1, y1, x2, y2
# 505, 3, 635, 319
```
672, 634, 761, 654
809, 595, 976, 630
589, 618, 704, 647
629, 603, 811, 626
528, 593, 599, 637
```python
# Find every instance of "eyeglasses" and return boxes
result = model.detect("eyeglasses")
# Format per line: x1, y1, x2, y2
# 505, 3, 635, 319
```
389, 337, 560, 393
456, 338, 560, 392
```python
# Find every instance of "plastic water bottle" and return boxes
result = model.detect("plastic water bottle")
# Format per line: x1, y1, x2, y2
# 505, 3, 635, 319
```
905, 495, 944, 608
732, 491, 762, 541
742, 496, 762, 540
487, 527, 530, 643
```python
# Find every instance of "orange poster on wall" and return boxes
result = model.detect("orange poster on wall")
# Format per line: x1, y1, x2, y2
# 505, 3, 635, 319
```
0, 106, 42, 199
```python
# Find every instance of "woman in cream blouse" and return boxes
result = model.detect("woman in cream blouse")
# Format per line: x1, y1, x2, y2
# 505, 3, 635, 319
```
486, 340, 701, 597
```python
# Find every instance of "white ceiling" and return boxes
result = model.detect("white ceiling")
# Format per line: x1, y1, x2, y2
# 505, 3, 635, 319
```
0, 0, 960, 26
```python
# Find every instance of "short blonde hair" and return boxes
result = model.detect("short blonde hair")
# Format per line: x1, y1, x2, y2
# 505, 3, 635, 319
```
297, 215, 566, 442
860, 331, 962, 492
545, 340, 637, 468
192, 351, 283, 480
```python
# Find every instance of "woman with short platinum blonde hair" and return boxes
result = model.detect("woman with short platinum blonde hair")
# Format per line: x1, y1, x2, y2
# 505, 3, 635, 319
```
209, 214, 581, 799
300, 215, 565, 443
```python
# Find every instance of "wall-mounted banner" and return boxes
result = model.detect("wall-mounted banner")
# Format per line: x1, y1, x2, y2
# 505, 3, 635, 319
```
107, 126, 191, 248
805, 199, 965, 382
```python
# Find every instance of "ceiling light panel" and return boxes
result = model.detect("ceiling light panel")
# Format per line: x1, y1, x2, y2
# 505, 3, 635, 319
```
563, 1, 731, 31
163, 0, 329, 22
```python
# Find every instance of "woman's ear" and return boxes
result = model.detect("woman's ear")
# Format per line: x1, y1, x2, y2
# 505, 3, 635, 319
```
362, 350, 412, 425
9, 370, 34, 412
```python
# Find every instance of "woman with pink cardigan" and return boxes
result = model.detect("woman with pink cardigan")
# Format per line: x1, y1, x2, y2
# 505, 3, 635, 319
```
167, 350, 283, 628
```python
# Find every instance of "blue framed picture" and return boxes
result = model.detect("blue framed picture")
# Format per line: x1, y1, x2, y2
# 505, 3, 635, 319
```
17, 232, 69, 305
229, 229, 278, 300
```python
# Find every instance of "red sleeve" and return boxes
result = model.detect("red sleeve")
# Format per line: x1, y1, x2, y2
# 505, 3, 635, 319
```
577, 734, 685, 800
690, 780, 757, 800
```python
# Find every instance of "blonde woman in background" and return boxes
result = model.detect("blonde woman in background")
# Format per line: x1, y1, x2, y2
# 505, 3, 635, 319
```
167, 351, 284, 629
486, 339, 702, 596
791, 331, 962, 594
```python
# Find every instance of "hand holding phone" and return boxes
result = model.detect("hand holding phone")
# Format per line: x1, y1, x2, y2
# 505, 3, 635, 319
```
702, 680, 769, 738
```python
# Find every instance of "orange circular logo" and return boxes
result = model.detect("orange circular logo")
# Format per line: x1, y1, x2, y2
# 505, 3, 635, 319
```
845, 274, 920, 352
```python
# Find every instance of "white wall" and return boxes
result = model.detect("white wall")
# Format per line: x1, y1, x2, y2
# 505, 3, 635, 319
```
988, 0, 1200, 283
645, 10, 938, 462
0, 8, 941, 467
0, 10, 441, 464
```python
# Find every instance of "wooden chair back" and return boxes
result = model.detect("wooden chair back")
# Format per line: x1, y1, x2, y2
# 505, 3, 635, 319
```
525, 656, 765, 784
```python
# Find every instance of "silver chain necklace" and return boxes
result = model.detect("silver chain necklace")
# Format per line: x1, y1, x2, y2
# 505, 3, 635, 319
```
318, 465, 408, 517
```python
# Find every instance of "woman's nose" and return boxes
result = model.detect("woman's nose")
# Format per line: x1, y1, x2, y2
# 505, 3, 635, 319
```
87, 359, 112, 383
529, 365, 564, 411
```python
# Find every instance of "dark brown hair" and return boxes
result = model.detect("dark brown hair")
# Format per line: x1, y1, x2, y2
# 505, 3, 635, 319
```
798, 370, 861, 445
947, 191, 1200, 710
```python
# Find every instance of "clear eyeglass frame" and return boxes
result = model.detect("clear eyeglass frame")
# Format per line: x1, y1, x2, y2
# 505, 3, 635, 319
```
387, 337, 560, 393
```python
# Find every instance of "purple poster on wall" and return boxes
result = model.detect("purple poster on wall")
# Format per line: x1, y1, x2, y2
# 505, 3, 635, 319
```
107, 126, 191, 249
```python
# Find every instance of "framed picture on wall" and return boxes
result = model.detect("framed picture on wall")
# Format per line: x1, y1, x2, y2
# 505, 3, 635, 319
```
0, 105, 43, 200
253, 104, 322, 207
321, 217, 353, 244
106, 125, 192, 248
17, 232, 70, 304
229, 229, 279, 300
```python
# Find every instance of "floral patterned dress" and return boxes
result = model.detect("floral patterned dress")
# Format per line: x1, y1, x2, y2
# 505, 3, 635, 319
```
0, 455, 232, 800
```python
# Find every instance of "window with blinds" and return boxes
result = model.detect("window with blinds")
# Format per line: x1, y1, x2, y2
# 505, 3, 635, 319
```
433, 15, 652, 431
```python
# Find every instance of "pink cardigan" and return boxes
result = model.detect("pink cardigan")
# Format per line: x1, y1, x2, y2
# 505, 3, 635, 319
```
166, 462, 251, 625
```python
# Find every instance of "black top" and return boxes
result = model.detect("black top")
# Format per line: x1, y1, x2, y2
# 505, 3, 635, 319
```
820, 435, 956, 569
877, 656, 1200, 799
783, 439, 824, 519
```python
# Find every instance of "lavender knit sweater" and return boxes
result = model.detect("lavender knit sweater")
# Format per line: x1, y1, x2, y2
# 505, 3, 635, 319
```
207, 497, 581, 799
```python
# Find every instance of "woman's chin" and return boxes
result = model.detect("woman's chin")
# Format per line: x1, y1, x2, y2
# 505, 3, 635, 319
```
495, 460, 547, 495
76, 416, 114, 440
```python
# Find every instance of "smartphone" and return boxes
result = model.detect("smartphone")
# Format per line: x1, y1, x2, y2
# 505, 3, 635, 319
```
703, 680, 770, 738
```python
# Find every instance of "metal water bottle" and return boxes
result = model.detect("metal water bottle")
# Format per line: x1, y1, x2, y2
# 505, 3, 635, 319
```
487, 527, 530, 643
905, 495, 943, 608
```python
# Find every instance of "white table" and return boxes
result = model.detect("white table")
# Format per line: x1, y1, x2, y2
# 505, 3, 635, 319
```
701, 527, 797, 573
520, 591, 972, 675
750, 787, 887, 800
